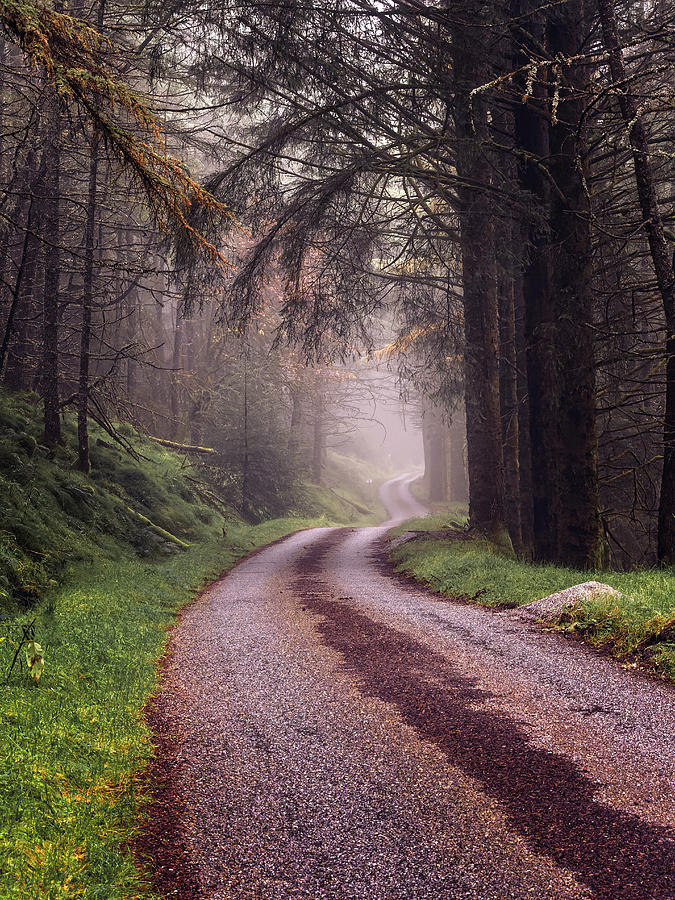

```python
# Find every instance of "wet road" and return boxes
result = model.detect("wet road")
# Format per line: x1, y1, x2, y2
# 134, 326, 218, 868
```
144, 474, 675, 900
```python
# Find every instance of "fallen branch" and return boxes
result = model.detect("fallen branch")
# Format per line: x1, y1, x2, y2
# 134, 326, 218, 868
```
124, 506, 190, 548
148, 436, 216, 454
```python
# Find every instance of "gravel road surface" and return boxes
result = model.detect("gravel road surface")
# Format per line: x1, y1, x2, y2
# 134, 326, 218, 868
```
141, 474, 675, 900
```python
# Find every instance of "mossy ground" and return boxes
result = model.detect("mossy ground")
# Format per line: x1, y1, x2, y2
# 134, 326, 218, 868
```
390, 509, 675, 682
0, 391, 228, 616
0, 390, 383, 899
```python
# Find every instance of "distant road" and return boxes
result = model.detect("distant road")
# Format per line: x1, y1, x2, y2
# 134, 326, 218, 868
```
377, 470, 428, 522
143, 474, 675, 900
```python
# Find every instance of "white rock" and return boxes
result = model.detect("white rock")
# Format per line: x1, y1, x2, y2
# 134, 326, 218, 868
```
516, 581, 621, 621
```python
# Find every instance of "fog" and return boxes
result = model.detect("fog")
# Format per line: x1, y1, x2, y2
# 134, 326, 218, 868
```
327, 368, 424, 475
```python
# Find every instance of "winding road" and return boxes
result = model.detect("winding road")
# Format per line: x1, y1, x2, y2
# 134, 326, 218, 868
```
143, 474, 675, 900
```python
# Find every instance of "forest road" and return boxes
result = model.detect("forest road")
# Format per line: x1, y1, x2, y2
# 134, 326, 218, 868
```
142, 474, 675, 900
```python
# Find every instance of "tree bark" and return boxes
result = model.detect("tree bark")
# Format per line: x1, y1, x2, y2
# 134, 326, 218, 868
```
3, 222, 40, 391
497, 217, 523, 554
596, 0, 675, 563
0, 195, 36, 379
512, 0, 601, 567
312, 375, 324, 484
289, 381, 304, 459
449, 405, 469, 504
242, 355, 251, 517
170, 311, 183, 436
40, 91, 62, 445
452, 18, 509, 544
512, 4, 560, 562
422, 403, 448, 503
547, 0, 601, 568
77, 132, 99, 472
77, 0, 105, 470
514, 253, 534, 555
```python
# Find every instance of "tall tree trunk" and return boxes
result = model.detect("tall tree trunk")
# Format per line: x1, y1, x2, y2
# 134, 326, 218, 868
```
0, 195, 36, 379
40, 90, 62, 445
0, 47, 11, 320
119, 227, 139, 401
289, 382, 304, 459
548, 0, 601, 567
492, 4, 523, 554
497, 218, 523, 553
514, 254, 534, 555
0, 40, 5, 184
452, 18, 509, 544
3, 152, 42, 389
449, 404, 469, 504
77, 132, 99, 472
512, 4, 560, 562
312, 375, 324, 484
241, 354, 251, 517
422, 406, 433, 496
511, 0, 601, 566
596, 0, 675, 563
170, 311, 183, 436
422, 403, 448, 503
4, 222, 40, 391
78, 0, 104, 470
127, 289, 140, 399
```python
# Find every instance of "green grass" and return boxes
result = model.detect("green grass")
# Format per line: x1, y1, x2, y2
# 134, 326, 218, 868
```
0, 388, 385, 898
390, 514, 675, 682
0, 519, 330, 899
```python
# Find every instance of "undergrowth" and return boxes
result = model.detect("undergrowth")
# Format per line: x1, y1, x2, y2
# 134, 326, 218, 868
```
390, 512, 675, 682
0, 388, 383, 898
0, 392, 224, 616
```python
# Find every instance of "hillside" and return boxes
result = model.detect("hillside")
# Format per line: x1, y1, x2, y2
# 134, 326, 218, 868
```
0, 388, 385, 899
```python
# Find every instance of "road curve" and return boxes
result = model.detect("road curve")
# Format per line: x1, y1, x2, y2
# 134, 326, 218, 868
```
141, 475, 675, 900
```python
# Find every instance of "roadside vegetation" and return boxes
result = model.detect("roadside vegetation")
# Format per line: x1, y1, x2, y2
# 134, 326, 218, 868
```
0, 389, 383, 900
389, 509, 675, 684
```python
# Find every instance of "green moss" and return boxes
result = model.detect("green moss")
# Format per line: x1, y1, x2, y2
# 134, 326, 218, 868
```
0, 391, 233, 612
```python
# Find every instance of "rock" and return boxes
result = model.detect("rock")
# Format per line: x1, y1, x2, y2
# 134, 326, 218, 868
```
516, 581, 621, 621
388, 531, 418, 552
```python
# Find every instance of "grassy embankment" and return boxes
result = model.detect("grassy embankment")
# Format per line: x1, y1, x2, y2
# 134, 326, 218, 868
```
390, 502, 675, 682
0, 390, 383, 900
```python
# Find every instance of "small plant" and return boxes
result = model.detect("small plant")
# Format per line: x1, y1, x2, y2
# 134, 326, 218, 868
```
5, 617, 45, 683
25, 637, 44, 682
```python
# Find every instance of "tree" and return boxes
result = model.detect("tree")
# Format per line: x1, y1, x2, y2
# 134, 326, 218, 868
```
1, 0, 230, 458
596, 0, 675, 563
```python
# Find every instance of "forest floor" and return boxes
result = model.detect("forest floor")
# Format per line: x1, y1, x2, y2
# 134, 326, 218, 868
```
389, 510, 675, 683
139, 473, 674, 900
0, 389, 385, 900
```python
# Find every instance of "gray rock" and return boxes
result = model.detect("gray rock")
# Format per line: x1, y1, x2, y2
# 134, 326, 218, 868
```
516, 581, 621, 621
